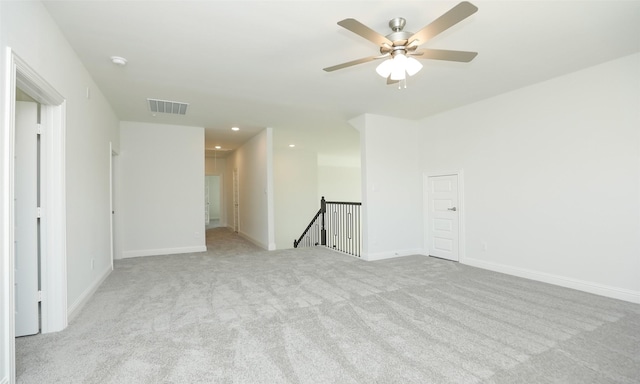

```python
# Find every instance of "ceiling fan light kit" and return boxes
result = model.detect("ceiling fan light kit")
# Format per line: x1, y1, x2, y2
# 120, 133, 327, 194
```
323, 1, 478, 87
375, 58, 393, 78
390, 54, 408, 80
376, 53, 424, 80
404, 56, 423, 76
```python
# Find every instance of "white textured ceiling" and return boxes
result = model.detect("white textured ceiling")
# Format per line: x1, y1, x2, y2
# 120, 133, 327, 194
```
42, 1, 640, 157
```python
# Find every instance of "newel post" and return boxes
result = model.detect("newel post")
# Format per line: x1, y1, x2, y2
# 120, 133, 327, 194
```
320, 196, 327, 246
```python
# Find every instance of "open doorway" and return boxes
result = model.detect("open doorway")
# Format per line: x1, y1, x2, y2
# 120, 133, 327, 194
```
205, 175, 222, 229
3, 50, 68, 382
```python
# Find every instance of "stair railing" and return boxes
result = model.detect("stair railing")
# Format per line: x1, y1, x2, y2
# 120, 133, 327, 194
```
293, 208, 324, 248
294, 197, 361, 257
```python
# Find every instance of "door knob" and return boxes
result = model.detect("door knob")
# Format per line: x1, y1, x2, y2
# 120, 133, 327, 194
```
447, 207, 457, 211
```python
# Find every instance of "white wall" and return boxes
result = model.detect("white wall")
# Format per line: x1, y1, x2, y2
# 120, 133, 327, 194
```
119, 122, 205, 258
318, 154, 361, 202
205, 155, 226, 175
225, 128, 275, 250
274, 147, 319, 249
1, 6, 9, 372
418, 53, 640, 302
1, 1, 120, 381
318, 166, 361, 202
352, 114, 424, 260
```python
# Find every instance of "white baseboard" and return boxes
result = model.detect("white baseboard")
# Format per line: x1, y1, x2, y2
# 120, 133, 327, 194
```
464, 257, 640, 304
67, 265, 112, 321
363, 248, 425, 261
122, 245, 207, 259
238, 231, 270, 250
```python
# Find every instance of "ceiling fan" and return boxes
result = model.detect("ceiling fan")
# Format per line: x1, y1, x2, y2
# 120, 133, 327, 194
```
323, 1, 478, 86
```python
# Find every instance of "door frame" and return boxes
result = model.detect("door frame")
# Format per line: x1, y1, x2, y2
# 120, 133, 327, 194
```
204, 174, 224, 227
232, 168, 239, 232
423, 170, 466, 262
109, 143, 118, 266
2, 49, 68, 382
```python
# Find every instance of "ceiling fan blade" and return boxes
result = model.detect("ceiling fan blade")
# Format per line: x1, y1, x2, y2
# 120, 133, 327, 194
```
323, 54, 388, 72
412, 48, 477, 62
337, 18, 393, 47
408, 1, 478, 46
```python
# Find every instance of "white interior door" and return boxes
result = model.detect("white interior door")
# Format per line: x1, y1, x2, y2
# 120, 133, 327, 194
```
204, 180, 210, 224
15, 101, 40, 336
428, 174, 459, 261
110, 145, 117, 267
233, 169, 239, 232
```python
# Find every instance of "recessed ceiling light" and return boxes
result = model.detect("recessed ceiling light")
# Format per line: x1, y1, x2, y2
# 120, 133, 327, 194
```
215, 146, 221, 149
110, 56, 127, 66
289, 144, 295, 148
231, 127, 240, 131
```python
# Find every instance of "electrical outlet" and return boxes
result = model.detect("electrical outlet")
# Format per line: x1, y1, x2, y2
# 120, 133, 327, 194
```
481, 242, 487, 252
91, 259, 95, 270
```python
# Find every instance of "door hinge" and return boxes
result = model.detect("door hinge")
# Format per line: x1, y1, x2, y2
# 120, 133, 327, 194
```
36, 124, 43, 135
37, 207, 42, 218
37, 290, 43, 302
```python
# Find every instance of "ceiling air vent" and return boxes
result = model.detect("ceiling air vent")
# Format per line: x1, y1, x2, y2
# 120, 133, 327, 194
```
147, 98, 188, 115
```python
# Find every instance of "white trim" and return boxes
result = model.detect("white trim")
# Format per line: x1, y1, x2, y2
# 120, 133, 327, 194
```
121, 246, 207, 259
111, 148, 122, 261
363, 248, 425, 261
39, 101, 67, 334
67, 265, 111, 321
204, 173, 225, 229
13, 53, 68, 335
2, 48, 68, 384
109, 143, 114, 271
232, 168, 239, 233
2, 47, 18, 384
265, 127, 276, 251
238, 231, 270, 250
464, 257, 640, 304
423, 170, 466, 263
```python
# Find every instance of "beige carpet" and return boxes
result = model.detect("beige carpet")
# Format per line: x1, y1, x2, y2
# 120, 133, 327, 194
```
16, 227, 640, 383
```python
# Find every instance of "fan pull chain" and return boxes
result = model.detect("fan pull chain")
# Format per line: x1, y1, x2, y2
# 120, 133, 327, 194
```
398, 77, 408, 90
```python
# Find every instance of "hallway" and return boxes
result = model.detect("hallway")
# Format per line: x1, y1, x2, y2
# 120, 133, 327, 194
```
205, 227, 263, 256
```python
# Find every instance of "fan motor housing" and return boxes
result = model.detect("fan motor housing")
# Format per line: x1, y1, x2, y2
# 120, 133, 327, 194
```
386, 31, 412, 44
388, 17, 406, 31
384, 18, 413, 53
